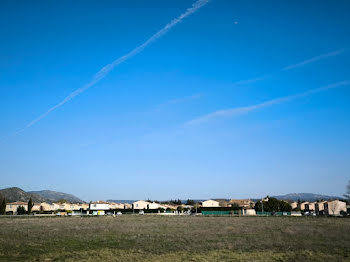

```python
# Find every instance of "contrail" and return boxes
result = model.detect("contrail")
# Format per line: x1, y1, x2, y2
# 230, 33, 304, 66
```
232, 49, 345, 87
282, 49, 344, 71
14, 0, 211, 134
185, 81, 350, 126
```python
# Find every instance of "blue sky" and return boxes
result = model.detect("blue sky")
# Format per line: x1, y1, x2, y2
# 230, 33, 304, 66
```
1, 0, 349, 201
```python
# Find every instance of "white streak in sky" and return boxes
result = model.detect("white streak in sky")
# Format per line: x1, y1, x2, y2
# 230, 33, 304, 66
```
282, 49, 344, 71
232, 49, 345, 87
18, 0, 210, 133
154, 93, 203, 111
185, 81, 350, 126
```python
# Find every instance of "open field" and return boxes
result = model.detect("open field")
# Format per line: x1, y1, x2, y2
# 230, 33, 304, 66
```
0, 216, 349, 261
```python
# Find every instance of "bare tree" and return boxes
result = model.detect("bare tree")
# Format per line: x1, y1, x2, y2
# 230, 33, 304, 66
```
344, 180, 350, 201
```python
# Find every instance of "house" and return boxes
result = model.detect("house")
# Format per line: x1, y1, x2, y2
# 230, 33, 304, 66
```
124, 203, 132, 209
110, 202, 125, 209
80, 203, 89, 211
229, 199, 255, 208
290, 202, 298, 209
202, 200, 220, 207
133, 200, 151, 210
315, 201, 327, 215
161, 204, 178, 210
148, 202, 167, 210
6, 202, 28, 214
55, 202, 71, 211
31, 203, 41, 213
305, 202, 316, 212
214, 199, 229, 207
324, 200, 346, 216
89, 201, 110, 215
299, 202, 309, 211
40, 202, 56, 212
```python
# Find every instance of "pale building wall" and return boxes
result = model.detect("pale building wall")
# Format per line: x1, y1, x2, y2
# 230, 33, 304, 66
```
6, 202, 28, 213
299, 202, 309, 211
290, 202, 298, 209
243, 208, 256, 215
90, 203, 110, 210
202, 200, 220, 207
133, 200, 150, 210
326, 200, 347, 215
148, 202, 167, 209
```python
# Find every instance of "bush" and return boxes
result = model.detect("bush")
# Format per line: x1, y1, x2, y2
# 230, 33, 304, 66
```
17, 206, 26, 215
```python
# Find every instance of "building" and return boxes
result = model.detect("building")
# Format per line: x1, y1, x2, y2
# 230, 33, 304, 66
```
299, 202, 309, 211
89, 201, 110, 215
229, 199, 255, 208
215, 199, 229, 207
315, 201, 326, 215
202, 200, 220, 207
133, 200, 151, 210
324, 200, 347, 215
148, 202, 167, 210
290, 202, 298, 209
6, 202, 27, 214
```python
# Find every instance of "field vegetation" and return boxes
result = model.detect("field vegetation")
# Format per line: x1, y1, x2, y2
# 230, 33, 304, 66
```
0, 216, 349, 261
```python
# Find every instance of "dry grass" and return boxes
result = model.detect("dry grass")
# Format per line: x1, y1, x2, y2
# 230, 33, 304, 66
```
0, 216, 349, 261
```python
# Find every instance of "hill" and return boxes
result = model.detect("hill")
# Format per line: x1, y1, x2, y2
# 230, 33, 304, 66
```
0, 187, 46, 203
272, 193, 343, 202
29, 190, 83, 203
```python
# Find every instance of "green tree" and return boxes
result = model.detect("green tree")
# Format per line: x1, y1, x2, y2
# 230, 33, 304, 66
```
27, 198, 34, 215
231, 203, 240, 211
254, 198, 292, 212
344, 180, 350, 201
186, 199, 195, 205
17, 206, 26, 215
0, 199, 6, 215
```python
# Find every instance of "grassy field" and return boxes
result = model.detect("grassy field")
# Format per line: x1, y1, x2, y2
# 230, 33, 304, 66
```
0, 215, 349, 261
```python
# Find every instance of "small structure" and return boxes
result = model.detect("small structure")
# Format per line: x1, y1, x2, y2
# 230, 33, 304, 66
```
242, 207, 256, 216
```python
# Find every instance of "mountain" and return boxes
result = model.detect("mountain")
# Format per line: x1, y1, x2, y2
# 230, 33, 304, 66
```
29, 190, 84, 203
272, 193, 343, 202
0, 187, 46, 203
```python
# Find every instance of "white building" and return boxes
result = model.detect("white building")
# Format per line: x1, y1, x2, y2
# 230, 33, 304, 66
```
202, 200, 220, 207
148, 202, 167, 210
89, 201, 110, 215
242, 207, 256, 216
133, 200, 151, 210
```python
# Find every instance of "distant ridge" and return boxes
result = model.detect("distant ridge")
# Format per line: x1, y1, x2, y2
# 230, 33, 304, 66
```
0, 187, 46, 203
0, 187, 84, 203
29, 190, 84, 203
272, 193, 343, 202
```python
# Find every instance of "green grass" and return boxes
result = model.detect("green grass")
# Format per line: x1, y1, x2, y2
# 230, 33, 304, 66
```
0, 216, 349, 261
